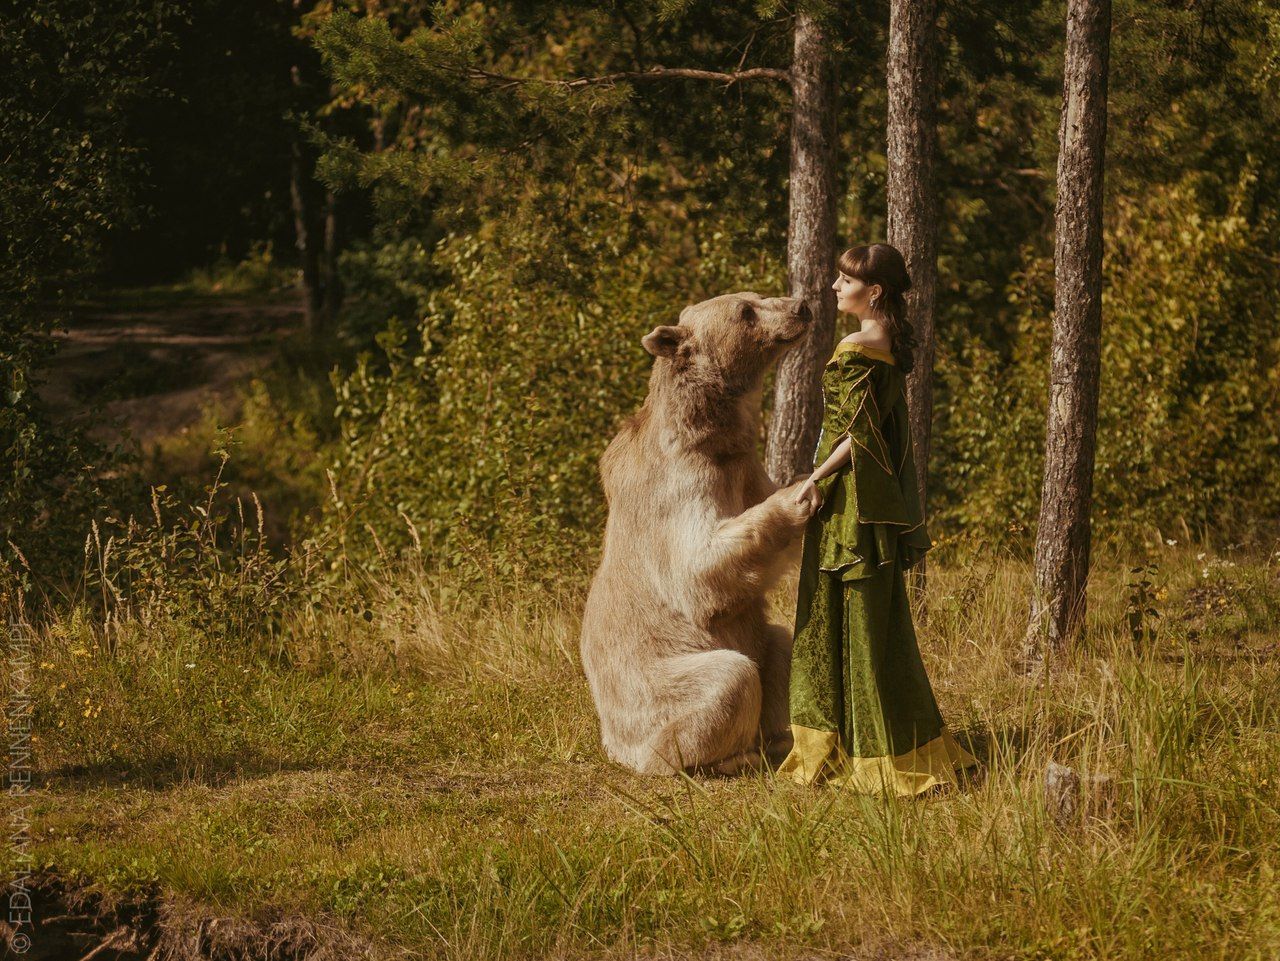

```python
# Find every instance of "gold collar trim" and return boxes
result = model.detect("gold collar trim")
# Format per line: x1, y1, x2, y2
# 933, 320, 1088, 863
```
831, 341, 896, 366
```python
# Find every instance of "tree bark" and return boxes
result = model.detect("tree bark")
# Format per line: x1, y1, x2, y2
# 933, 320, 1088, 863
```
290, 134, 323, 334
290, 62, 323, 335
765, 10, 838, 486
322, 187, 343, 330
1025, 0, 1112, 658
886, 0, 939, 521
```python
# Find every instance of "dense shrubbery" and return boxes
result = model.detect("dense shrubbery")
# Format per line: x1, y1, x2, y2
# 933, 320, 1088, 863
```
1, 1, 184, 596
934, 177, 1280, 543
304, 0, 1280, 579
5, 0, 1280, 614
323, 209, 787, 580
321, 178, 1280, 581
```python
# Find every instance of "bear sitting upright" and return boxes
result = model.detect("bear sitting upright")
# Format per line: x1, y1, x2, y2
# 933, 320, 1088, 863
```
580, 292, 814, 775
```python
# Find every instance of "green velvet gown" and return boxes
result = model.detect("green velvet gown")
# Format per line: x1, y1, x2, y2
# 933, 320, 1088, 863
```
778, 341, 977, 794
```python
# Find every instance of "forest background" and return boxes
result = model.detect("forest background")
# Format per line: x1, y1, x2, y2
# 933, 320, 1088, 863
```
6, 0, 1280, 589
2, 1, 1280, 959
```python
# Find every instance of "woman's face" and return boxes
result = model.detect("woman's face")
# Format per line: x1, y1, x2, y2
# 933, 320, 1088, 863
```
831, 272, 880, 317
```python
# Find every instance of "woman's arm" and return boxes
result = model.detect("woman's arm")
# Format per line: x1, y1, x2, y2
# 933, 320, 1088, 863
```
794, 436, 853, 514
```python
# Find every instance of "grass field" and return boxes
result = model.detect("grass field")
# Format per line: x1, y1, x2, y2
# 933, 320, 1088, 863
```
6, 541, 1280, 960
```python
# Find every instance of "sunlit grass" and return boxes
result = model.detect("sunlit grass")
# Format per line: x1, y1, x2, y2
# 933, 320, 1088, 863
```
10, 543, 1280, 959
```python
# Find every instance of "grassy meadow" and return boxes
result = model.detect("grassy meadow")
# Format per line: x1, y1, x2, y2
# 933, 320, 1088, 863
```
10, 536, 1280, 960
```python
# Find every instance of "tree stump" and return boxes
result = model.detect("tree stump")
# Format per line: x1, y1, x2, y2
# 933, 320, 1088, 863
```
1045, 761, 1116, 827
1045, 761, 1081, 827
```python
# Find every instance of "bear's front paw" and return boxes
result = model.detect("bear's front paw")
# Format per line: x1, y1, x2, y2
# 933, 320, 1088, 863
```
774, 481, 816, 527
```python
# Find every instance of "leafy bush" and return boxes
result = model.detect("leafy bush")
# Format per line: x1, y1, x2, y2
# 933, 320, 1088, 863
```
932, 176, 1280, 543
180, 242, 298, 296
1, 0, 183, 597
323, 211, 785, 584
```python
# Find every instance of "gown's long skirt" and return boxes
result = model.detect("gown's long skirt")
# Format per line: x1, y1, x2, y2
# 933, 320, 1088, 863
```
778, 522, 977, 795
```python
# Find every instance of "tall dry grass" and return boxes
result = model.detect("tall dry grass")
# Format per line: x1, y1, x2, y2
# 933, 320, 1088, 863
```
13, 539, 1280, 959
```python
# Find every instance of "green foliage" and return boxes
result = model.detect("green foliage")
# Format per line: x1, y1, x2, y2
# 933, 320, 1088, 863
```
0, 0, 185, 593
298, 0, 1280, 579
179, 242, 299, 296
934, 179, 1280, 542
1125, 564, 1162, 650
80, 436, 297, 653
324, 213, 786, 581
309, 1, 806, 578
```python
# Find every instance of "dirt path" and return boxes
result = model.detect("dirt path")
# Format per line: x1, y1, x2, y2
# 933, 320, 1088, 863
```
36, 294, 305, 449
2, 870, 385, 961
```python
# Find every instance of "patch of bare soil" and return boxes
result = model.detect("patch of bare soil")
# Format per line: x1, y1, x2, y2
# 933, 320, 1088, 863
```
0, 870, 396, 961
36, 296, 304, 449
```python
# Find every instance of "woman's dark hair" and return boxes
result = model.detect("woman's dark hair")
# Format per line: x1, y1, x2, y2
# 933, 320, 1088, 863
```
837, 243, 917, 373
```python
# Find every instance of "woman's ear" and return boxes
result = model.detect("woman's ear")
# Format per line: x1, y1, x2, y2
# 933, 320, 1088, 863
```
642, 325, 689, 358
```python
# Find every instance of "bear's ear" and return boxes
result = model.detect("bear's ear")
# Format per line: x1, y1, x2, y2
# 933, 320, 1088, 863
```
642, 325, 690, 359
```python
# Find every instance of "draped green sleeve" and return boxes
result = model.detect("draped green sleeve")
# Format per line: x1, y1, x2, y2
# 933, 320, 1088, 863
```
811, 345, 931, 581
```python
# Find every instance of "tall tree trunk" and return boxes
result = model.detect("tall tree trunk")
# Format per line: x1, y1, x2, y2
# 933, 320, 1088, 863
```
290, 63, 323, 336
765, 11, 838, 486
321, 188, 343, 331
1025, 0, 1112, 659
886, 0, 939, 521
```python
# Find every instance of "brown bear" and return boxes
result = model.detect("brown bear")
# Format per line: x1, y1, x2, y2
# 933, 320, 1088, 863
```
580, 292, 814, 775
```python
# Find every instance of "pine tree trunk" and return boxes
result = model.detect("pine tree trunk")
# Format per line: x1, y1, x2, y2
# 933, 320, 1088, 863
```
321, 188, 343, 331
765, 11, 837, 486
290, 135, 323, 335
290, 62, 323, 336
886, 0, 939, 521
1025, 0, 1112, 658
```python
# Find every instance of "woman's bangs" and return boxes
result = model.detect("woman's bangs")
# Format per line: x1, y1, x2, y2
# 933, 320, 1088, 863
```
836, 246, 872, 281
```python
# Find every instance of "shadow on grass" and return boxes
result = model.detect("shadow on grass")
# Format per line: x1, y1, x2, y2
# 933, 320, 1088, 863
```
954, 724, 1033, 769
39, 753, 327, 792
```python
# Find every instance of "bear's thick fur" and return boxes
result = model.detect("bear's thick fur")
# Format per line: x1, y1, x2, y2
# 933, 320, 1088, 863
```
580, 292, 813, 775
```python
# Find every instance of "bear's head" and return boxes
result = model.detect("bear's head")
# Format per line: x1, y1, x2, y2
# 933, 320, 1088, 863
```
641, 293, 811, 391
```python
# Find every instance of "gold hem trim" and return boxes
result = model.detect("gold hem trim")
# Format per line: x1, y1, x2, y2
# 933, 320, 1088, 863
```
777, 724, 978, 796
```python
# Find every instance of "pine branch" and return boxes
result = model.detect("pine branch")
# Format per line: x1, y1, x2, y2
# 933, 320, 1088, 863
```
466, 65, 791, 91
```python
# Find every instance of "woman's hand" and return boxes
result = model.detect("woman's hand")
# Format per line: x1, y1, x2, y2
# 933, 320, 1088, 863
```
794, 476, 824, 517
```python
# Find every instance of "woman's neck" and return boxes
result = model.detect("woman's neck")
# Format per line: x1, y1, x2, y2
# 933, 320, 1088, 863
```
840, 313, 891, 350
857, 314, 886, 335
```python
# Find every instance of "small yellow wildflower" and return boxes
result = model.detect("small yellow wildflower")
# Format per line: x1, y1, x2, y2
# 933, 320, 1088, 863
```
39, 661, 55, 670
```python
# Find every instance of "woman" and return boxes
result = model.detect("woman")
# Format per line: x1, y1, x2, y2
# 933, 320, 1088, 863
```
777, 243, 976, 794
